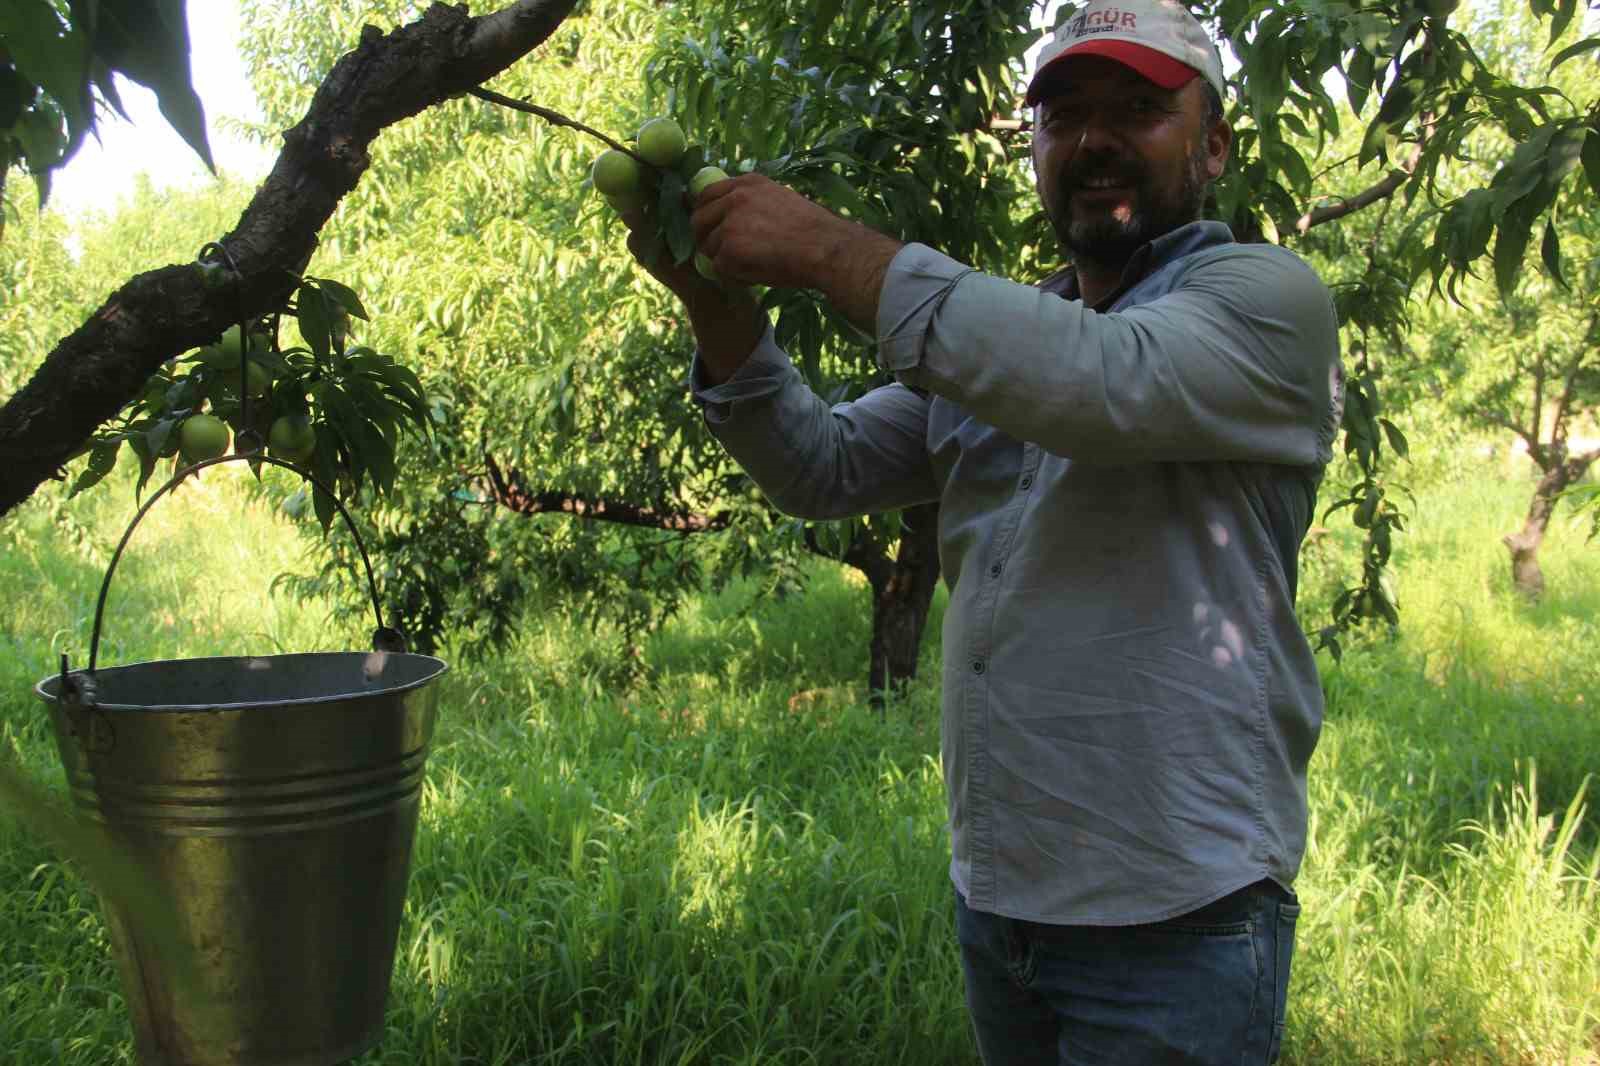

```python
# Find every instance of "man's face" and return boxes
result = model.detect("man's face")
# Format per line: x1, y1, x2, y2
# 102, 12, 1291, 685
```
1031, 55, 1231, 268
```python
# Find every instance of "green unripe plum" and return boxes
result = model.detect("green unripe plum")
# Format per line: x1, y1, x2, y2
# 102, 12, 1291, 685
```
592, 149, 642, 198
636, 117, 687, 168
605, 188, 647, 215
198, 325, 268, 366
268, 414, 318, 464
179, 414, 230, 463
221, 359, 272, 399
689, 165, 730, 200
694, 252, 720, 282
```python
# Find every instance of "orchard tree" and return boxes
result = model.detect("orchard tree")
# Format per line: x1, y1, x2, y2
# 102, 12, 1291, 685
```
0, 0, 585, 519
1424, 263, 1599, 599
233, 0, 1040, 697
1290, 0, 1600, 603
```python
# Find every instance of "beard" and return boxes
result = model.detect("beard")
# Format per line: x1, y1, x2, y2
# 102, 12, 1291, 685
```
1049, 137, 1210, 271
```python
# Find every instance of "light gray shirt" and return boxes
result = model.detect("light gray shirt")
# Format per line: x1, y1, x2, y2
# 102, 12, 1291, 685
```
690, 221, 1343, 924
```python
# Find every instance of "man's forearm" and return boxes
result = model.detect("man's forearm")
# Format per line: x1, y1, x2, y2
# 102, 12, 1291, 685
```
809, 221, 904, 337
685, 285, 766, 384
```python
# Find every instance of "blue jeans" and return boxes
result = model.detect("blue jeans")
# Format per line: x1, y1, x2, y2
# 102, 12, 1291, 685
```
955, 881, 1299, 1066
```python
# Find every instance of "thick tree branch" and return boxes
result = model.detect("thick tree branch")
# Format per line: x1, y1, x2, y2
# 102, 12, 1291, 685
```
1294, 167, 1412, 235
483, 452, 729, 533
1294, 125, 1428, 238
0, 0, 580, 520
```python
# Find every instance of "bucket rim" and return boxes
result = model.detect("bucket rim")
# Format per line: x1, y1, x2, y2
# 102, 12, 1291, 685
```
34, 650, 450, 713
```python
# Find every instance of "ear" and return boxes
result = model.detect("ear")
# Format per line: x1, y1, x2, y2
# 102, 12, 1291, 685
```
1204, 117, 1232, 182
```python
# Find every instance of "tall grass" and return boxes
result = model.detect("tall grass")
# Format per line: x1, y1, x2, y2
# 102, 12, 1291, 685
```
1, 449, 1597, 1065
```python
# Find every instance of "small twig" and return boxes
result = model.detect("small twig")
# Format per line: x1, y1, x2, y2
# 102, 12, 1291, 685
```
468, 86, 646, 165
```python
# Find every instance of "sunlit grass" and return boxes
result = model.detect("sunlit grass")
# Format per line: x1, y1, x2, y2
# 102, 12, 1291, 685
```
1, 445, 1596, 1064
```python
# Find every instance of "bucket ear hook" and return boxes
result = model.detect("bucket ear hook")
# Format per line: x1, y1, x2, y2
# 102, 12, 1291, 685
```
371, 627, 407, 654
58, 653, 114, 755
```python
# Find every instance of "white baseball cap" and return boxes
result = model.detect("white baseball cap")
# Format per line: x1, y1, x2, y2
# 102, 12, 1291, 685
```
1026, 0, 1227, 107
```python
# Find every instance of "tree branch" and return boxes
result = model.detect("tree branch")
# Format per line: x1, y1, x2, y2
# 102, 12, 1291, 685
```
1550, 320, 1594, 453
1294, 167, 1412, 236
483, 452, 729, 533
1294, 123, 1429, 238
0, 0, 580, 520
468, 87, 646, 163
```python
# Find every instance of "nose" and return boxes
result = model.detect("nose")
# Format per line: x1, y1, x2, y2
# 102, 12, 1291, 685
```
1074, 103, 1122, 154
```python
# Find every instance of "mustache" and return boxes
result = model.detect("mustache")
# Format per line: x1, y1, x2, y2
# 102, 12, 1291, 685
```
1060, 156, 1144, 188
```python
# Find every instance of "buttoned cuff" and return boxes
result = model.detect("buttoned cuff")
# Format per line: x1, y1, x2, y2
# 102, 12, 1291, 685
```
687, 321, 794, 425
876, 243, 978, 374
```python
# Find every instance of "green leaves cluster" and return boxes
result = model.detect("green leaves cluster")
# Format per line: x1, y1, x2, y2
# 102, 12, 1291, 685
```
1316, 366, 1412, 659
63, 268, 431, 535
0, 0, 211, 205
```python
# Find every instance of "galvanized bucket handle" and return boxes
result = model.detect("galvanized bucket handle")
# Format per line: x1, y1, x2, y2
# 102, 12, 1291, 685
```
83, 453, 405, 676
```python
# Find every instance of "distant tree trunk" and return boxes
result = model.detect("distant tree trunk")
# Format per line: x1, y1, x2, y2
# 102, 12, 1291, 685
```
810, 503, 942, 706
1503, 450, 1597, 600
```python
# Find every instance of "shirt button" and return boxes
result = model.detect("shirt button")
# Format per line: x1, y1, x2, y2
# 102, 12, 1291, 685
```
989, 563, 1002, 578
972, 660, 986, 675
1019, 475, 1033, 490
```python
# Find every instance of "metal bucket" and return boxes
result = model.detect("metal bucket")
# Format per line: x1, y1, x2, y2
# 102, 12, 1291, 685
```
34, 454, 448, 1066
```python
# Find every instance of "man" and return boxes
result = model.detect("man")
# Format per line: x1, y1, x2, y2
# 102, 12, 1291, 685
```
624, 1, 1340, 1061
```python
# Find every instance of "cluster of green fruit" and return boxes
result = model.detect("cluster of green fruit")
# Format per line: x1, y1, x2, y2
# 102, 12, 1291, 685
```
590, 117, 730, 282
174, 323, 317, 467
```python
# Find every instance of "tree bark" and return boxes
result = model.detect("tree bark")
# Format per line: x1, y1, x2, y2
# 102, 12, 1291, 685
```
865, 502, 942, 704
1503, 449, 1598, 600
483, 451, 729, 533
0, 0, 579, 520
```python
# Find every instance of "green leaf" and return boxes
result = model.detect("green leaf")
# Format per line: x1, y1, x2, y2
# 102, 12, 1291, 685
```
1378, 418, 1410, 460
315, 277, 369, 321
90, 0, 213, 170
145, 418, 175, 457
1581, 127, 1600, 199
657, 170, 694, 266
1358, 114, 1390, 167
806, 0, 846, 63
812, 169, 868, 219
89, 57, 127, 120
673, 144, 707, 183
1548, 35, 1600, 71
1549, 0, 1579, 48
69, 441, 119, 497
297, 281, 333, 357
1269, 138, 1313, 195
1544, 126, 1585, 185
1540, 217, 1566, 288
312, 484, 336, 533
1346, 47, 1375, 116
2, 0, 92, 156
352, 415, 396, 496
1443, 188, 1495, 266
1492, 206, 1536, 299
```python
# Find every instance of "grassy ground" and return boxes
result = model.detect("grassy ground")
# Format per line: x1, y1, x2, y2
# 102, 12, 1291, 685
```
1, 451, 1597, 1065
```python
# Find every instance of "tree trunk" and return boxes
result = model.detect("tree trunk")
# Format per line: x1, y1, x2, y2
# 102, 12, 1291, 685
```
1503, 451, 1596, 600
864, 502, 942, 704
808, 503, 942, 706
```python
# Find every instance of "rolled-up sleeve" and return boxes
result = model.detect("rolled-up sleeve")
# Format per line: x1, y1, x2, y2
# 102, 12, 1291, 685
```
688, 323, 937, 520
875, 242, 1340, 467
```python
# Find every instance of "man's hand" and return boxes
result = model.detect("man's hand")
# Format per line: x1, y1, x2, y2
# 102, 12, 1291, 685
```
617, 203, 765, 385
691, 173, 904, 335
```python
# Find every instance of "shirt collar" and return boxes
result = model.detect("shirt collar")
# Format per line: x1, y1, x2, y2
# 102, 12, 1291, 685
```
1042, 220, 1236, 308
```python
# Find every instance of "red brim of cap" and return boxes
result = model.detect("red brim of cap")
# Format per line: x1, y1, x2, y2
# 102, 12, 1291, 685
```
1026, 40, 1198, 106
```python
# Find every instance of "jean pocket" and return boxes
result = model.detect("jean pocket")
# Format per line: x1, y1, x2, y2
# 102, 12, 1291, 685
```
1265, 902, 1300, 1064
